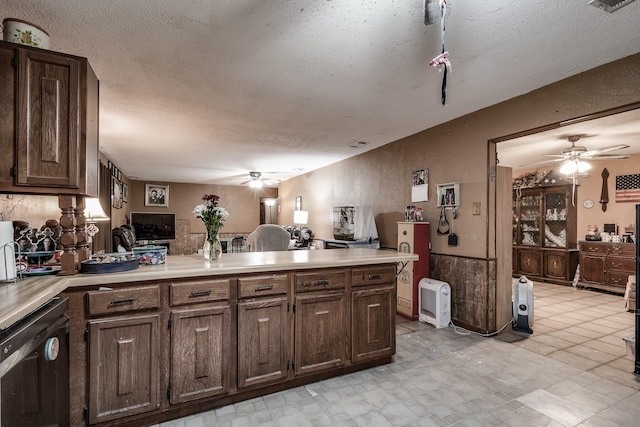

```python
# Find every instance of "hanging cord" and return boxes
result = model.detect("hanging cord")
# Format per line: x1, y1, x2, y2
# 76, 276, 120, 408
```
440, 0, 447, 105
428, 1, 451, 105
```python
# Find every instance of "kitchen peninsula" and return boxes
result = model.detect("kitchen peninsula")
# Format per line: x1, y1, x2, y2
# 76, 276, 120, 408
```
1, 249, 417, 427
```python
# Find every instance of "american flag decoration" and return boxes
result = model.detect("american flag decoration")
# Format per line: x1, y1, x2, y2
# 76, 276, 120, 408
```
615, 174, 640, 202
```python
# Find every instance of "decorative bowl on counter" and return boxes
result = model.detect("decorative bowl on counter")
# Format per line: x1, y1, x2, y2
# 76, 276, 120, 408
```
81, 252, 139, 274
133, 246, 167, 265
15, 250, 61, 266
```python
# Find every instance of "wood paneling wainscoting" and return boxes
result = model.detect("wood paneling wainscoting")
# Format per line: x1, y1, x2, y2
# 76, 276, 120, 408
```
430, 254, 500, 334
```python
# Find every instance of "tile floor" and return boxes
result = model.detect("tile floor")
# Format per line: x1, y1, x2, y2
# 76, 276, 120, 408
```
155, 282, 640, 426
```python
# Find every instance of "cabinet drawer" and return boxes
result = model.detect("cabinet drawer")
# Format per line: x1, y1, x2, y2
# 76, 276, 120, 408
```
352, 266, 395, 286
607, 271, 633, 289
608, 244, 635, 257
170, 278, 231, 306
295, 271, 346, 292
606, 256, 635, 272
238, 274, 288, 298
580, 243, 607, 254
87, 285, 160, 316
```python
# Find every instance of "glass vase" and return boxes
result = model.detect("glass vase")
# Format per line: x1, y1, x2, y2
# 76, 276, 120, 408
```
203, 233, 222, 261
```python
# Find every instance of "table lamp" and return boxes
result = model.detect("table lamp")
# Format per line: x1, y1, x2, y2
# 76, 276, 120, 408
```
84, 198, 109, 239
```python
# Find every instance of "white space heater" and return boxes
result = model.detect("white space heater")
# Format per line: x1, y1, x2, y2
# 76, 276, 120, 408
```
418, 278, 451, 328
513, 276, 534, 334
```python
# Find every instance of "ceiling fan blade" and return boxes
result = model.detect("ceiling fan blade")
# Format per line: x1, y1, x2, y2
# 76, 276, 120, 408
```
517, 158, 563, 168
585, 154, 631, 160
581, 144, 630, 156
540, 154, 567, 158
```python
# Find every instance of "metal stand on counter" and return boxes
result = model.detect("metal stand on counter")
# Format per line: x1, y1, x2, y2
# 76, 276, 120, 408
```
1, 241, 18, 283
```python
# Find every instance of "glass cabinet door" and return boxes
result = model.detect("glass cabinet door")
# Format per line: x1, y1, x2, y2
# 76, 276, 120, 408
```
519, 194, 540, 246
544, 192, 567, 248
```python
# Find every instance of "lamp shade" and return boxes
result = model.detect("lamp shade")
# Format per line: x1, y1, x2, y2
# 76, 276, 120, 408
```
293, 210, 308, 225
84, 198, 109, 221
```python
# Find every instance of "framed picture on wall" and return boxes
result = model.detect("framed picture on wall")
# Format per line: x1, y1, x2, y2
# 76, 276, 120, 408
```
145, 183, 169, 207
112, 176, 123, 209
122, 183, 129, 203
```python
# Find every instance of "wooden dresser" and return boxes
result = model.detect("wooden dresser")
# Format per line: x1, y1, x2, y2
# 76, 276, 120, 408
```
577, 241, 635, 295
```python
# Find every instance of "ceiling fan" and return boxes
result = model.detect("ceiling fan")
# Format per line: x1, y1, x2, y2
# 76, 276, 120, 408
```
240, 171, 280, 188
519, 135, 630, 174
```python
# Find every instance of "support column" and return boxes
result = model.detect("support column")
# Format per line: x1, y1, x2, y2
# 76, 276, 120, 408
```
75, 195, 91, 263
58, 195, 78, 275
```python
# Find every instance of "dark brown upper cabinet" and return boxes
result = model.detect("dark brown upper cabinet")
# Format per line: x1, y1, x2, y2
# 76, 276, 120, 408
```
0, 40, 99, 196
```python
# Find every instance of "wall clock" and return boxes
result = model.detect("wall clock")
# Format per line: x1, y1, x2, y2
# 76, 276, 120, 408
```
583, 199, 595, 209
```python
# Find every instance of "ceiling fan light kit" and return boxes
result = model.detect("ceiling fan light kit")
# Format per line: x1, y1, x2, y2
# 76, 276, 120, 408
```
559, 159, 592, 175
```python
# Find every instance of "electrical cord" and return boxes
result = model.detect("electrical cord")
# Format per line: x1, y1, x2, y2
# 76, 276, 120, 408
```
447, 318, 514, 337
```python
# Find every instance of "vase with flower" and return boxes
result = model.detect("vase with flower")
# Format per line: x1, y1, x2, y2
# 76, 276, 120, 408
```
193, 194, 229, 260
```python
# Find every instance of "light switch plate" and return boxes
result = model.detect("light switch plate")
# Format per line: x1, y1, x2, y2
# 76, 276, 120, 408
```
472, 202, 481, 215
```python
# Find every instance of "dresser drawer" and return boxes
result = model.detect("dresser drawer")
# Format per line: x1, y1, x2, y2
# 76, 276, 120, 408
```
608, 244, 635, 257
580, 243, 607, 254
238, 274, 288, 298
87, 285, 160, 316
606, 256, 635, 272
352, 266, 395, 286
607, 271, 634, 289
295, 271, 346, 292
170, 278, 231, 306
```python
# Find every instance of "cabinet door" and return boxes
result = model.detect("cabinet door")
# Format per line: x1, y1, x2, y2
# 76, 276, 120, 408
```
544, 251, 567, 280
16, 48, 81, 188
237, 296, 289, 388
0, 44, 15, 187
352, 285, 394, 362
170, 305, 231, 404
518, 193, 541, 246
579, 253, 606, 285
543, 192, 568, 248
88, 314, 160, 424
294, 293, 346, 376
517, 249, 542, 277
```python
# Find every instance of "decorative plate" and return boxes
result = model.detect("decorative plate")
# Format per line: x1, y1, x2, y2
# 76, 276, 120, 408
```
583, 199, 595, 209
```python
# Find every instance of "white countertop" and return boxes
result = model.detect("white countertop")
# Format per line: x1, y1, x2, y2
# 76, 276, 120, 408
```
0, 249, 418, 330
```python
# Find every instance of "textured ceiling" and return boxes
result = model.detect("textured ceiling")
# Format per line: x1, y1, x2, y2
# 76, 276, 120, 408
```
2, 1, 640, 186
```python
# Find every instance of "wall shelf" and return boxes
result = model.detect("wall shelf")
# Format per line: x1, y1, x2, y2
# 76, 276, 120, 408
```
436, 182, 460, 208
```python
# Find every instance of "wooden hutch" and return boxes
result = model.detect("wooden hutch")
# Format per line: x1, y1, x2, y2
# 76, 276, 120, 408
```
512, 171, 579, 286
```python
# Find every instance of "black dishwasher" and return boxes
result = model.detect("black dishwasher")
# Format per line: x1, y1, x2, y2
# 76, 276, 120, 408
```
0, 297, 69, 426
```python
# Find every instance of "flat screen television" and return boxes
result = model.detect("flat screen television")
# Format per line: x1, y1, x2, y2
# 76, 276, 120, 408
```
130, 212, 176, 241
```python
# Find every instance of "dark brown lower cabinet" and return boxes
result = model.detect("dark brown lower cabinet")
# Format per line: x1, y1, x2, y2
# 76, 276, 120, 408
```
294, 292, 347, 375
88, 314, 160, 424
170, 305, 231, 404
237, 296, 289, 388
351, 284, 395, 362
513, 247, 578, 285
65, 264, 397, 427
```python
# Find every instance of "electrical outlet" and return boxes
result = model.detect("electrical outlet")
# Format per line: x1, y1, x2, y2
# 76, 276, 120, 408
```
472, 202, 481, 215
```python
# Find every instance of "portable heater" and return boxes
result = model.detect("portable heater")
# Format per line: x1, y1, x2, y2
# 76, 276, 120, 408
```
513, 276, 534, 334
418, 278, 451, 328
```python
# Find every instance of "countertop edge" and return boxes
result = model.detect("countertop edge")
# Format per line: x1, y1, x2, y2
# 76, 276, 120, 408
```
1, 249, 418, 330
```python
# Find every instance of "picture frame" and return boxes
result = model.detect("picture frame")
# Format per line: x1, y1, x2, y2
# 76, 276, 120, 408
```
112, 176, 122, 209
411, 169, 429, 202
295, 196, 302, 211
122, 183, 129, 203
145, 183, 169, 207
